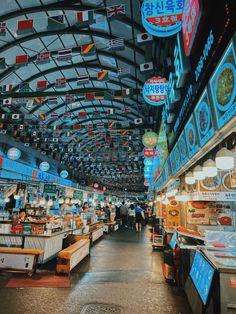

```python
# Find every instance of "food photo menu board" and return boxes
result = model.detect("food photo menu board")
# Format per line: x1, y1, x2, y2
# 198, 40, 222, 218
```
209, 38, 236, 130
185, 114, 199, 158
190, 251, 215, 305
194, 88, 215, 147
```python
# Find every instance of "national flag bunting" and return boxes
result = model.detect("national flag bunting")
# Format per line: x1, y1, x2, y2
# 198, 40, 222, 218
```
47, 15, 65, 29
117, 67, 130, 78
107, 109, 114, 115
139, 62, 153, 72
108, 122, 116, 128
47, 97, 57, 104
36, 51, 50, 63
122, 88, 133, 97
37, 80, 47, 90
65, 94, 75, 103
76, 10, 95, 26
3, 98, 12, 105
57, 48, 72, 60
0, 22, 6, 36
97, 71, 109, 81
85, 92, 94, 99
137, 32, 153, 45
55, 77, 66, 88
0, 57, 6, 69
77, 74, 89, 84
38, 114, 46, 120
16, 54, 28, 65
78, 112, 87, 117
11, 114, 20, 120
19, 82, 30, 92
1, 84, 13, 93
121, 107, 130, 112
81, 43, 96, 56
94, 92, 104, 100
96, 123, 104, 129
17, 19, 34, 35
49, 113, 59, 120
106, 4, 125, 19
107, 38, 124, 51
134, 118, 143, 125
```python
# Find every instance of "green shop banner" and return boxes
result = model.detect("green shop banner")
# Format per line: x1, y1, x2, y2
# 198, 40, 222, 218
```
44, 184, 57, 195
73, 190, 83, 200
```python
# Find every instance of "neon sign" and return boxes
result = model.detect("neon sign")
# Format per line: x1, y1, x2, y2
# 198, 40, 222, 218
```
143, 77, 169, 106
142, 131, 158, 148
7, 148, 21, 161
39, 161, 50, 172
141, 0, 184, 37
182, 0, 201, 56
185, 114, 199, 158
60, 170, 69, 179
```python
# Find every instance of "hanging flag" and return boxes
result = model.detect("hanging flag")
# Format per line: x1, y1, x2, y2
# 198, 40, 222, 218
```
78, 112, 87, 117
73, 124, 81, 130
81, 43, 96, 56
85, 92, 95, 99
3, 98, 12, 105
117, 67, 130, 78
121, 107, 130, 112
107, 109, 114, 115
47, 97, 57, 104
94, 92, 104, 100
47, 15, 65, 29
139, 62, 153, 72
11, 114, 20, 120
19, 82, 30, 92
85, 124, 93, 130
97, 71, 109, 81
17, 19, 34, 35
36, 51, 51, 63
134, 118, 143, 125
106, 4, 126, 20
0, 57, 6, 69
108, 122, 116, 128
57, 48, 72, 60
55, 77, 66, 88
104, 90, 114, 100
0, 21, 6, 36
65, 94, 75, 103
37, 80, 47, 90
96, 123, 104, 129
63, 112, 72, 122
0, 114, 6, 120
38, 114, 46, 120
73, 137, 79, 143
1, 84, 13, 93
16, 54, 28, 66
76, 10, 95, 26
122, 88, 133, 97
77, 74, 89, 84
107, 38, 124, 51
88, 131, 95, 136
137, 33, 153, 45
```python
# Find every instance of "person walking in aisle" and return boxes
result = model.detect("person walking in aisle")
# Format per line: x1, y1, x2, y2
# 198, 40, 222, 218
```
120, 201, 128, 228
128, 204, 135, 229
135, 203, 144, 232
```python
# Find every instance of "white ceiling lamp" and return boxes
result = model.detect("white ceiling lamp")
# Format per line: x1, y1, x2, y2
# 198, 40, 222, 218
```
203, 159, 218, 177
193, 165, 206, 180
185, 171, 196, 185
59, 197, 64, 204
215, 147, 234, 170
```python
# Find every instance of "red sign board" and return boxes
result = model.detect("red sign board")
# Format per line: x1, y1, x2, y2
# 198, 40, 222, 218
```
182, 0, 201, 56
143, 148, 157, 158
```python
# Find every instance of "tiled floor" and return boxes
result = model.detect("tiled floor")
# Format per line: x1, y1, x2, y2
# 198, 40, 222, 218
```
0, 227, 192, 314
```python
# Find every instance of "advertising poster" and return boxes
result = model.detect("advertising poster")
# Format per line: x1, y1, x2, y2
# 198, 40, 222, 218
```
178, 130, 189, 167
209, 39, 236, 130
194, 88, 215, 147
185, 114, 199, 158
187, 201, 233, 225
166, 199, 181, 226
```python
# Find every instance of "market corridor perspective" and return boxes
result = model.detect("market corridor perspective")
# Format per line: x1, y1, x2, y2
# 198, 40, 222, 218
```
0, 228, 191, 314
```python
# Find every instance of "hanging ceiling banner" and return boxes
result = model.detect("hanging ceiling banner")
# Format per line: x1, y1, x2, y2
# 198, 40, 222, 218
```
143, 77, 169, 106
142, 131, 158, 148
141, 0, 184, 37
39, 161, 50, 172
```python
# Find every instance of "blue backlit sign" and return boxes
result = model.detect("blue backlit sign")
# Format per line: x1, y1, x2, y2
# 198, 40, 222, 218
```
7, 147, 21, 161
185, 114, 199, 158
194, 89, 215, 147
39, 161, 50, 172
143, 77, 169, 106
144, 158, 153, 166
190, 251, 215, 304
141, 0, 184, 37
178, 131, 189, 167
209, 40, 236, 130
60, 170, 69, 179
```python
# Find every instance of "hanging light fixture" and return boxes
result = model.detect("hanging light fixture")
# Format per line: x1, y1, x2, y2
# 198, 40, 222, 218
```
203, 159, 218, 177
59, 197, 64, 204
185, 171, 196, 185
65, 198, 70, 204
215, 147, 234, 170
193, 165, 206, 180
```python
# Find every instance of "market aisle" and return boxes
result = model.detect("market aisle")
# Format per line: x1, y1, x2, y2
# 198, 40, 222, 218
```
0, 228, 191, 314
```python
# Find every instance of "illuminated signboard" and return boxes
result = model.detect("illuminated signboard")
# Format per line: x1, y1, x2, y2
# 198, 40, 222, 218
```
209, 40, 236, 130
190, 251, 215, 304
144, 172, 151, 179
142, 131, 158, 148
141, 0, 184, 37
166, 72, 181, 108
60, 170, 69, 179
170, 143, 181, 175
144, 166, 152, 174
194, 89, 215, 147
144, 179, 150, 187
185, 114, 199, 158
144, 158, 153, 166
39, 161, 50, 172
178, 131, 189, 166
7, 148, 21, 161
143, 77, 169, 106
182, 0, 201, 56
143, 148, 156, 158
